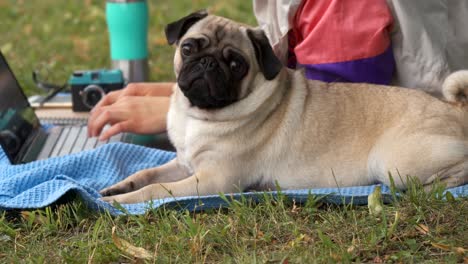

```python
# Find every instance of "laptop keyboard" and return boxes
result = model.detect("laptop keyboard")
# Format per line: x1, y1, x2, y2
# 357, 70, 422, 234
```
39, 117, 88, 126
37, 125, 124, 160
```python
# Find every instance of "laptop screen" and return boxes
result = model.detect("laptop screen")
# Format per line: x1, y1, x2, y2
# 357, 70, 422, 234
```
0, 52, 40, 162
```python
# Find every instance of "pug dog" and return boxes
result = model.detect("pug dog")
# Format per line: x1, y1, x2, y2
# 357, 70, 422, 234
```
100, 10, 468, 204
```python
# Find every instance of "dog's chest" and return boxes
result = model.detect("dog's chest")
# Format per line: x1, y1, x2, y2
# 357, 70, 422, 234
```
170, 115, 226, 171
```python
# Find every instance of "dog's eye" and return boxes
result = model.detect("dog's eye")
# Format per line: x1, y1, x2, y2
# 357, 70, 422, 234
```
229, 60, 241, 72
181, 43, 194, 56
224, 49, 249, 78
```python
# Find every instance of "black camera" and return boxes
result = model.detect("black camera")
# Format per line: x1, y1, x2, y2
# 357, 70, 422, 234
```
70, 69, 124, 112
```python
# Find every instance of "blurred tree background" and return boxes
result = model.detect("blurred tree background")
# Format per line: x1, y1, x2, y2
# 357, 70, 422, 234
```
0, 0, 255, 96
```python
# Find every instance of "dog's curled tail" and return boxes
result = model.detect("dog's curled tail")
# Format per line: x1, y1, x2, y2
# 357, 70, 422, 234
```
442, 70, 468, 105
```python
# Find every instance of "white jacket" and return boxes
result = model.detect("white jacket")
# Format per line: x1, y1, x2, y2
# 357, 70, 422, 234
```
253, 0, 468, 97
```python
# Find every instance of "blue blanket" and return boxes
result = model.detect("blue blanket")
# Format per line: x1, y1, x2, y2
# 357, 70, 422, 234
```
0, 142, 466, 215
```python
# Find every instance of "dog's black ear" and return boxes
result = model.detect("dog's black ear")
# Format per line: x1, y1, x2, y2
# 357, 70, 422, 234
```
246, 29, 283, 80
165, 10, 208, 45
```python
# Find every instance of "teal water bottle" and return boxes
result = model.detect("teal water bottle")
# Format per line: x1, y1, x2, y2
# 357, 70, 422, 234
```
106, 0, 149, 82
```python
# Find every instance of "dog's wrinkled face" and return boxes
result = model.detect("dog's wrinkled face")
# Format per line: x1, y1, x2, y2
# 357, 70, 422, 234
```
165, 10, 282, 110
176, 21, 250, 109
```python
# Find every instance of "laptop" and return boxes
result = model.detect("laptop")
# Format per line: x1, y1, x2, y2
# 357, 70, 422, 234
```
0, 52, 168, 164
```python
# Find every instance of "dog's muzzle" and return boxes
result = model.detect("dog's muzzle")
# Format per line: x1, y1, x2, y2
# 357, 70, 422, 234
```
178, 55, 237, 109
199, 56, 218, 71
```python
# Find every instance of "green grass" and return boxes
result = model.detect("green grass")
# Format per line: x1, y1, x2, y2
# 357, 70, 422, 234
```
0, 0, 257, 96
0, 183, 467, 263
0, 1, 467, 263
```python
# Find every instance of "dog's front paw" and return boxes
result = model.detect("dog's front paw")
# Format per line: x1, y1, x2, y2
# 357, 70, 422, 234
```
100, 186, 125, 197
100, 180, 139, 197
100, 190, 150, 204
100, 194, 129, 204
100, 195, 117, 203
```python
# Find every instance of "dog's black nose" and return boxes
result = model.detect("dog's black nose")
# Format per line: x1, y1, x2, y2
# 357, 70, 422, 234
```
200, 57, 218, 71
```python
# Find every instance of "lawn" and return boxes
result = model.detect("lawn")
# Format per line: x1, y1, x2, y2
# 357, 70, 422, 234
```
0, 1, 467, 263
0, 0, 257, 96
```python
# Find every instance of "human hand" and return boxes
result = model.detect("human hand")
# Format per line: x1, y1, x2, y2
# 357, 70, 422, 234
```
87, 82, 174, 140
92, 82, 173, 110
87, 96, 170, 140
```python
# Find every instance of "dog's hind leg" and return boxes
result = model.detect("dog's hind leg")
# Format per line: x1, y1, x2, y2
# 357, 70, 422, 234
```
368, 133, 468, 189
423, 158, 468, 189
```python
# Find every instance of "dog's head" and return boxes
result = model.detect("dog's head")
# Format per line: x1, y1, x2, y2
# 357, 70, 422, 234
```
165, 10, 283, 110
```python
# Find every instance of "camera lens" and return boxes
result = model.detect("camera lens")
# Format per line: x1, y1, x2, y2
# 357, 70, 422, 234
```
80, 84, 106, 109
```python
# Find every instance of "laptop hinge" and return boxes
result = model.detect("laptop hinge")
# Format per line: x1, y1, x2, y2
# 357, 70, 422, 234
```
17, 127, 48, 164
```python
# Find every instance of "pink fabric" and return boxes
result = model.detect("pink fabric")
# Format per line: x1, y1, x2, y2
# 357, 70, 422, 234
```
291, 0, 393, 64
